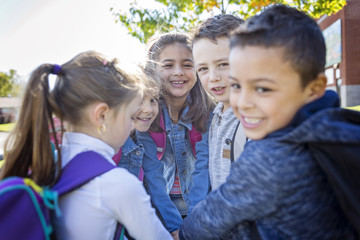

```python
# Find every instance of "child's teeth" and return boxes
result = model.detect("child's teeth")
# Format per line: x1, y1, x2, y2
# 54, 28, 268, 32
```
244, 117, 261, 124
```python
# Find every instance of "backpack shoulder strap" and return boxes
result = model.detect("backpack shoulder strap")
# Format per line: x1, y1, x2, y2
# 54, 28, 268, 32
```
150, 110, 203, 159
52, 151, 115, 196
113, 148, 122, 165
189, 126, 202, 157
230, 121, 241, 162
52, 151, 124, 239
150, 111, 166, 160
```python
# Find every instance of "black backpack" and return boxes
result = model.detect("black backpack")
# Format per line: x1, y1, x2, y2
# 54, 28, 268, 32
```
308, 109, 360, 237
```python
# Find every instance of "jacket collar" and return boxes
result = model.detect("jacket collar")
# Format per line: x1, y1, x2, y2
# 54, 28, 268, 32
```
121, 133, 141, 155
161, 102, 192, 132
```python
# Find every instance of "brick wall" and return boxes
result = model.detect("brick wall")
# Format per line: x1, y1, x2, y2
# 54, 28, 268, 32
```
318, 0, 360, 106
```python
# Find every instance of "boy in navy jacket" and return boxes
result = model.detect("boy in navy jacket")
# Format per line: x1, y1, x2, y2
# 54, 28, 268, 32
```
178, 4, 359, 240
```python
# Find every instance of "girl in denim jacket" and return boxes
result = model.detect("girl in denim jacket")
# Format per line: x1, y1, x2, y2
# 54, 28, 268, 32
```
136, 32, 215, 234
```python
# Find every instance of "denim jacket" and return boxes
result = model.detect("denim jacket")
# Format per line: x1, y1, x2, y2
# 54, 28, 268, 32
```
137, 105, 210, 232
180, 91, 358, 239
117, 134, 144, 178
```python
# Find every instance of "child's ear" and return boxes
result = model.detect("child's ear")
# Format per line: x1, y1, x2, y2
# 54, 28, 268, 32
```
92, 102, 110, 126
304, 73, 327, 104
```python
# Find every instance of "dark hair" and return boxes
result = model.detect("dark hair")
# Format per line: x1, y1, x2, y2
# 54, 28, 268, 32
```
146, 32, 214, 132
1, 51, 143, 186
230, 4, 326, 88
191, 14, 244, 46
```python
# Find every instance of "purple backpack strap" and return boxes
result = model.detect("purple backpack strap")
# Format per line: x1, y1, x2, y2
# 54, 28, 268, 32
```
52, 151, 124, 240
52, 151, 115, 196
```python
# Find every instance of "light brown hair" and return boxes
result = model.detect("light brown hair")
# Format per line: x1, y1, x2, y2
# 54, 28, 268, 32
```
1, 51, 144, 186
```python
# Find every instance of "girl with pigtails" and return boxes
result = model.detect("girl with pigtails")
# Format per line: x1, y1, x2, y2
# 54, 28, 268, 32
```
0, 51, 172, 240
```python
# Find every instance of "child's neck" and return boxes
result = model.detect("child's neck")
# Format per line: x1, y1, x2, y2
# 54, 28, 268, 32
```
222, 102, 231, 113
166, 96, 187, 123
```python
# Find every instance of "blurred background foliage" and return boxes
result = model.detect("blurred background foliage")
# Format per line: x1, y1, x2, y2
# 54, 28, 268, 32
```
111, 0, 347, 43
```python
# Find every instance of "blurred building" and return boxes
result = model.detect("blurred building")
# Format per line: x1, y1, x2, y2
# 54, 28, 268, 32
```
318, 0, 360, 107
0, 97, 21, 124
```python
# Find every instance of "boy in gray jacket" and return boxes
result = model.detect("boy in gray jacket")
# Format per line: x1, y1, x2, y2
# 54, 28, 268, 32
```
191, 14, 247, 191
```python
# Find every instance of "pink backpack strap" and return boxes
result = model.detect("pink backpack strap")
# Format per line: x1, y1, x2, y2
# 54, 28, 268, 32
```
189, 127, 202, 157
150, 111, 203, 159
138, 168, 144, 181
112, 148, 122, 165
150, 112, 166, 160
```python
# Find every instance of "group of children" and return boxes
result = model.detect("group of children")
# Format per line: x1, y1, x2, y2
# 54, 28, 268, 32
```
1, 4, 359, 240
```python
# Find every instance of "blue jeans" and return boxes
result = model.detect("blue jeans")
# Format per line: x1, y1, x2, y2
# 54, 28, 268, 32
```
170, 194, 188, 216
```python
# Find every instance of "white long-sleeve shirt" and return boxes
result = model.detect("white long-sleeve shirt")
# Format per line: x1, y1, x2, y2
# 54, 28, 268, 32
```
53, 132, 171, 240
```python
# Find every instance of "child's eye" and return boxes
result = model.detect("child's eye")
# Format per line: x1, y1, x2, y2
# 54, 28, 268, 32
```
162, 64, 173, 68
255, 87, 271, 93
197, 67, 207, 72
219, 62, 229, 68
183, 61, 194, 68
150, 97, 159, 103
230, 83, 241, 89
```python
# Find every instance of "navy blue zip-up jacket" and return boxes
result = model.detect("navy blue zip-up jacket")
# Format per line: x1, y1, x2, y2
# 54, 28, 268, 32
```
180, 90, 359, 239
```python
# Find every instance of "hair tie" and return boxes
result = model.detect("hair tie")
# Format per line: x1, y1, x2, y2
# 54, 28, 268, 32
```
52, 64, 62, 75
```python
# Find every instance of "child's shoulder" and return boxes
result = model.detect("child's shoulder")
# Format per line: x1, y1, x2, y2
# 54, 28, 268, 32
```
288, 107, 360, 144
101, 167, 142, 190
241, 138, 296, 165
233, 139, 311, 186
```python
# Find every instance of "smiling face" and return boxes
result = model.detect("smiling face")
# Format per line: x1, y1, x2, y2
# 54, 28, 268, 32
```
156, 43, 196, 102
193, 37, 231, 111
134, 94, 159, 132
229, 46, 315, 140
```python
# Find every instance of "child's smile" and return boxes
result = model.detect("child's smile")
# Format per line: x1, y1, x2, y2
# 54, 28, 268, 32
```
169, 79, 188, 88
241, 116, 263, 128
211, 86, 227, 95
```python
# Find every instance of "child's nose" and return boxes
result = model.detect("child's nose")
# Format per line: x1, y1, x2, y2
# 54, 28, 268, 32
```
237, 90, 254, 110
173, 65, 184, 76
141, 101, 152, 113
209, 69, 220, 82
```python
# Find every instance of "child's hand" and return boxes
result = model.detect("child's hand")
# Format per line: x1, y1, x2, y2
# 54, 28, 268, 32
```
171, 230, 180, 240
